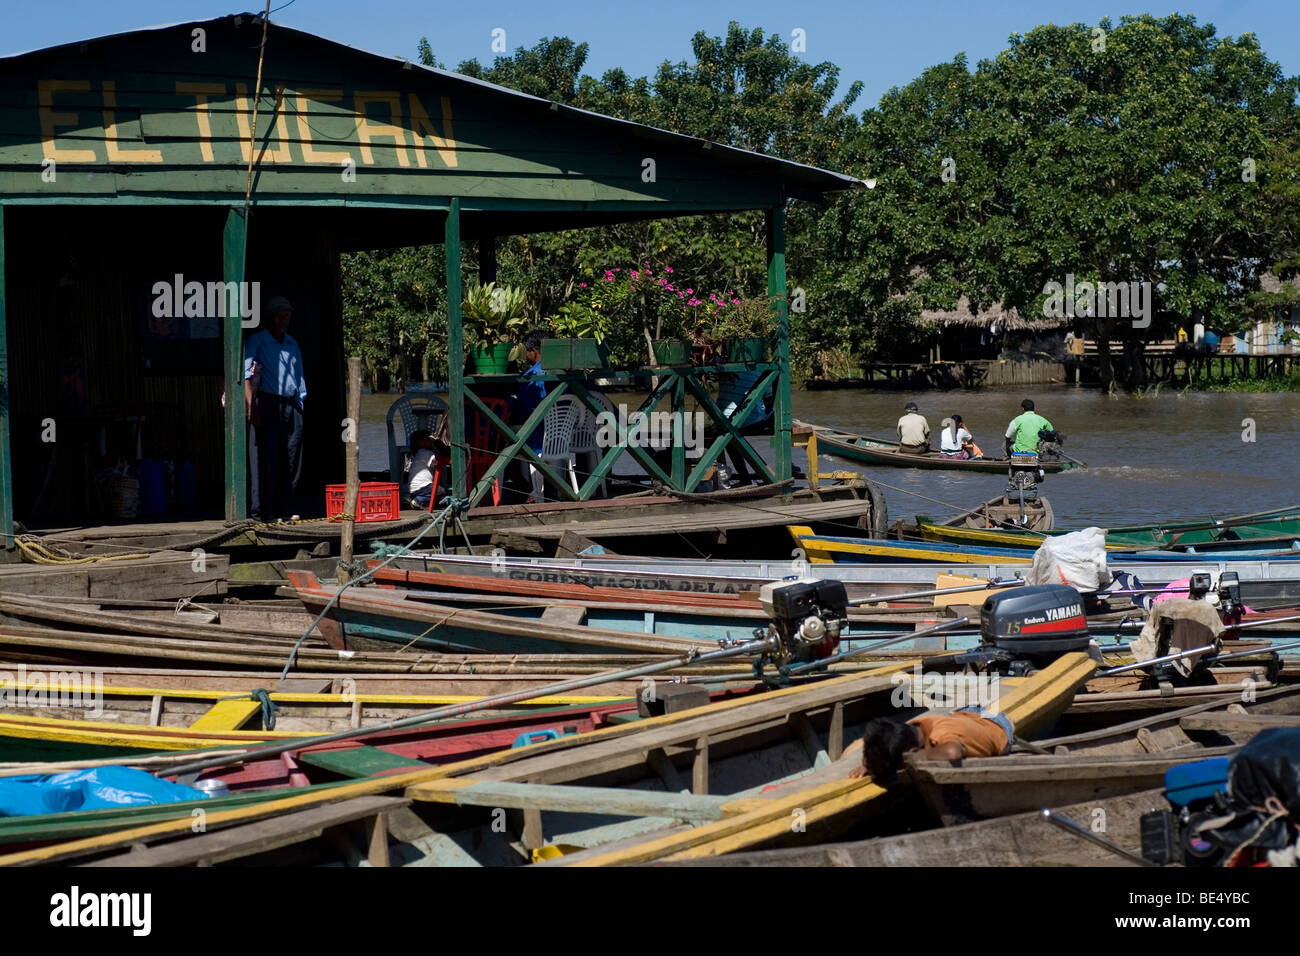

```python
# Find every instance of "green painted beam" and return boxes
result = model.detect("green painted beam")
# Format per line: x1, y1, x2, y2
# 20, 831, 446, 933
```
461, 383, 577, 507
222, 206, 248, 521
0, 205, 11, 549
681, 370, 777, 492
445, 199, 466, 498
767, 206, 792, 483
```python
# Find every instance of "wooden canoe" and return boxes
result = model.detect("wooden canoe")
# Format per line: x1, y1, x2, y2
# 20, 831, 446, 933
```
906, 683, 1300, 826
787, 527, 1300, 565
0, 672, 641, 760
3, 653, 1095, 865
917, 504, 1300, 551
657, 788, 1165, 867
800, 422, 1082, 474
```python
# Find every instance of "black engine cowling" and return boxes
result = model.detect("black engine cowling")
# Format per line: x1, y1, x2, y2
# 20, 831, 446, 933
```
980, 584, 1090, 658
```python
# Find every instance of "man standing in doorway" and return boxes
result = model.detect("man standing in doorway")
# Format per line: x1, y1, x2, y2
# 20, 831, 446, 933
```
1004, 398, 1053, 456
245, 296, 306, 521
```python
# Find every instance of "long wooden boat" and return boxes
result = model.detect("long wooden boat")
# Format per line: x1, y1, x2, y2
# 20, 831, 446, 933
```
0, 673, 645, 761
33, 480, 887, 563
387, 551, 1300, 601
916, 505, 1300, 552
789, 527, 1300, 565
798, 421, 1083, 474
906, 683, 1300, 826
0, 653, 1094, 865
658, 788, 1165, 867
287, 571, 971, 654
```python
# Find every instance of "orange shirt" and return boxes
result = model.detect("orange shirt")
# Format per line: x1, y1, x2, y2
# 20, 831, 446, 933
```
908, 712, 1009, 758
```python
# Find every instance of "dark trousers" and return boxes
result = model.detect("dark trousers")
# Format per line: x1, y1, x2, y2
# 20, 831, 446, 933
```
249, 392, 303, 520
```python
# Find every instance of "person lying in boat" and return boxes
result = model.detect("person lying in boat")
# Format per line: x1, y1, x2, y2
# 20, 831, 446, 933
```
896, 402, 931, 454
938, 415, 983, 460
847, 708, 1014, 779
1004, 398, 1055, 457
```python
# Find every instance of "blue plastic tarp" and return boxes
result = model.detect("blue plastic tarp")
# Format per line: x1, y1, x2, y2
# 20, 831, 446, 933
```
0, 766, 210, 817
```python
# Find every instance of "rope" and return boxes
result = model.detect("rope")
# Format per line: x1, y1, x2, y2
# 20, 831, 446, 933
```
213, 689, 279, 730
276, 497, 470, 683
14, 536, 150, 565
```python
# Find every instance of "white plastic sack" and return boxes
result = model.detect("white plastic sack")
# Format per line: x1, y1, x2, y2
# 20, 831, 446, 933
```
1028, 528, 1112, 592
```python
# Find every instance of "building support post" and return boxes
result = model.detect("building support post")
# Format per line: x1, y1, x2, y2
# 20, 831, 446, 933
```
445, 199, 466, 498
766, 205, 792, 483
0, 206, 12, 550
223, 206, 249, 522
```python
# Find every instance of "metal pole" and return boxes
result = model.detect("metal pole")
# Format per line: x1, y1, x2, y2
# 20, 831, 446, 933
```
165, 636, 773, 781
1040, 809, 1155, 866
849, 578, 1023, 607
1229, 614, 1300, 630
1099, 643, 1219, 676
1207, 639, 1300, 664
785, 617, 970, 676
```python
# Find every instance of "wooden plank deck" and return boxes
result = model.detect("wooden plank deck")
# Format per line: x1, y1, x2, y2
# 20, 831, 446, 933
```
80, 795, 411, 867
0, 551, 228, 600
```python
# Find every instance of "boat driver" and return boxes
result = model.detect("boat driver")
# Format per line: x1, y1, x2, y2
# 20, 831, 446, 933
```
1004, 398, 1055, 457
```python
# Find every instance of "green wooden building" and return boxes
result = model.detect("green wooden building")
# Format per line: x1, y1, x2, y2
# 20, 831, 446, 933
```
0, 14, 863, 546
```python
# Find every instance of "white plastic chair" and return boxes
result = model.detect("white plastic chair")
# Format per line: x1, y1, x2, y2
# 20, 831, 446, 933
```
535, 395, 585, 501
386, 394, 448, 485
570, 394, 610, 498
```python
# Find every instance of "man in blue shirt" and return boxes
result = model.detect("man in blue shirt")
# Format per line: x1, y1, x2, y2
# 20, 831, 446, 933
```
509, 333, 547, 501
244, 296, 306, 521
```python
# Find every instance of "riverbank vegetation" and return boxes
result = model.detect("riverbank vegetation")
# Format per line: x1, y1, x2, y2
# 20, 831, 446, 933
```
343, 16, 1300, 392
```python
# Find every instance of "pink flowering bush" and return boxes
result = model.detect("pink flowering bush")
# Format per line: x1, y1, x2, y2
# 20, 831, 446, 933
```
554, 263, 775, 363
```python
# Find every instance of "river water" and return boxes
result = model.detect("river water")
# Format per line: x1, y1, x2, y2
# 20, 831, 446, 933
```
358, 386, 1300, 529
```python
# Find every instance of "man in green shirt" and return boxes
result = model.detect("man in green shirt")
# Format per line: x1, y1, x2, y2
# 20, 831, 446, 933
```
1004, 398, 1054, 455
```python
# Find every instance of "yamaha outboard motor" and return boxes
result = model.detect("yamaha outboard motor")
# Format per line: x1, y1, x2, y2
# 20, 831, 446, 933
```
951, 585, 1090, 676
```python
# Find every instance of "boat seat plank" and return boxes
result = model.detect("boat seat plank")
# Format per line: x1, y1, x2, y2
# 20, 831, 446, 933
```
411, 778, 767, 821
299, 746, 431, 778
465, 670, 909, 785
80, 796, 411, 868
1180, 713, 1300, 734
186, 698, 265, 731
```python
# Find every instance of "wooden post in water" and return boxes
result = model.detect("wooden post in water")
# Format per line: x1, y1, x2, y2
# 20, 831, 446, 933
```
338, 356, 362, 583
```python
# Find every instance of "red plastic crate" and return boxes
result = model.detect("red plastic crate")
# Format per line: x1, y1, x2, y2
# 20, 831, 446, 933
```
325, 482, 401, 522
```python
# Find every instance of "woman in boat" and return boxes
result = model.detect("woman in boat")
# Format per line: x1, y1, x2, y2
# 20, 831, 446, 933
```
939, 415, 982, 459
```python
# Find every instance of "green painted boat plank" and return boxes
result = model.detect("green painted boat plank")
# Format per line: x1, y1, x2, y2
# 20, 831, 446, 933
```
298, 745, 429, 779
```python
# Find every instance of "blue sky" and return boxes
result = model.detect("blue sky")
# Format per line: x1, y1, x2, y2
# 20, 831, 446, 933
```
7, 2, 1299, 107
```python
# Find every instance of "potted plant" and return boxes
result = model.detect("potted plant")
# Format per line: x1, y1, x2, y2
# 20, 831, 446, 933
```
720, 295, 773, 363
462, 281, 527, 373
542, 302, 612, 370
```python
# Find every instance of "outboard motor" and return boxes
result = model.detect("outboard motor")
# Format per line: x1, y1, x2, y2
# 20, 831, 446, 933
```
754, 578, 850, 665
950, 584, 1090, 676
1140, 756, 1232, 866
